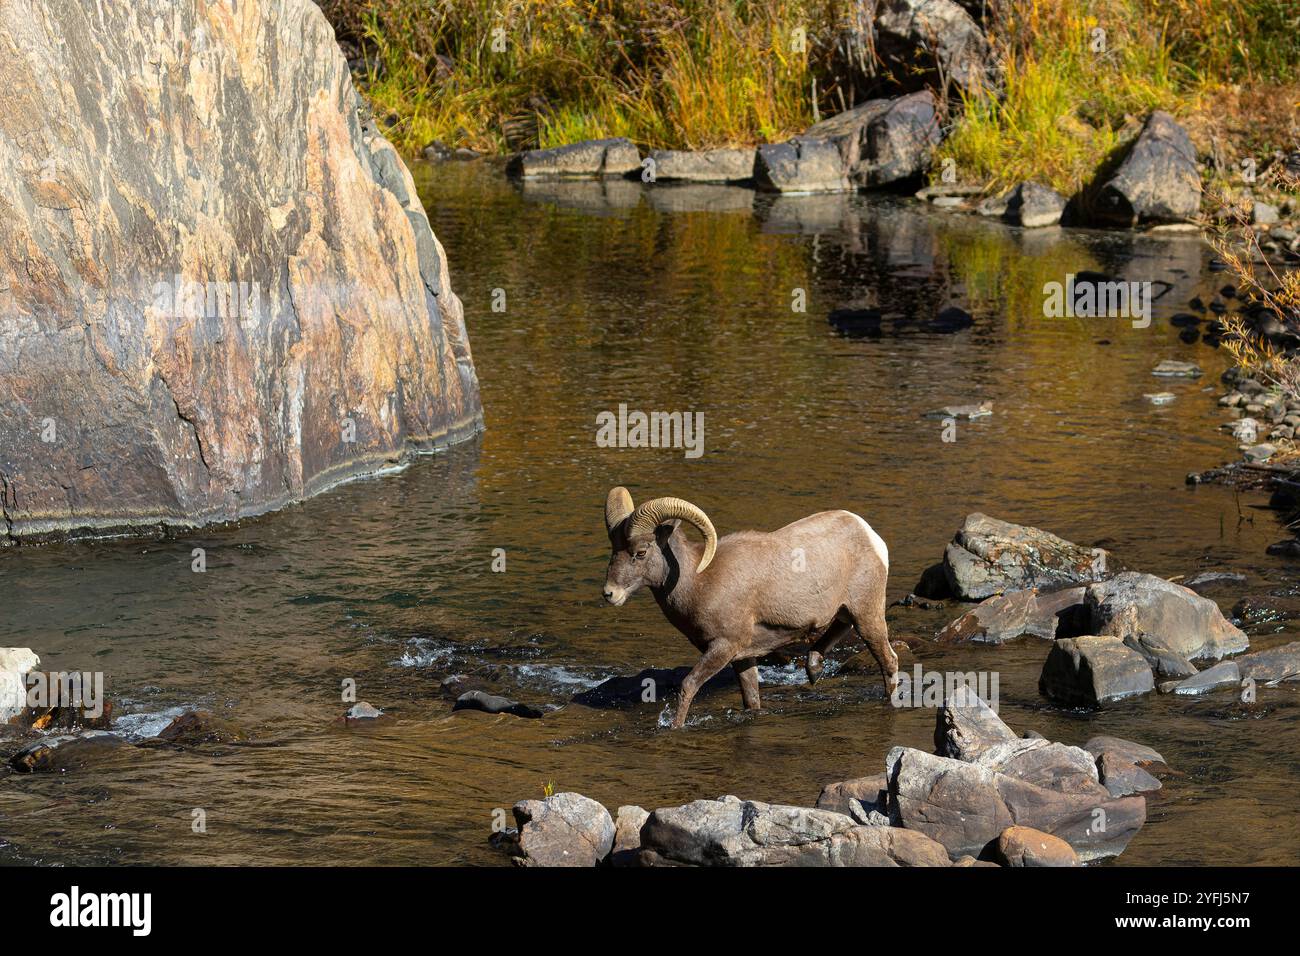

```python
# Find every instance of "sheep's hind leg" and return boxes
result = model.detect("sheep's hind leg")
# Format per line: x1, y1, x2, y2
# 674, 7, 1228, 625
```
807, 619, 853, 685
733, 657, 761, 710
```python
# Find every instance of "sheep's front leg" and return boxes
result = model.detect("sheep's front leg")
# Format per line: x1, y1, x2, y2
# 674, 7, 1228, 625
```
671, 641, 735, 729
732, 657, 761, 710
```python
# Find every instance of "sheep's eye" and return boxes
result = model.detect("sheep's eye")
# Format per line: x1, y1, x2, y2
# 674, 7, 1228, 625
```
634, 549, 648, 560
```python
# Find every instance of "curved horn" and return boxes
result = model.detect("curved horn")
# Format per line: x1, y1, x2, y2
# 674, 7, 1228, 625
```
627, 497, 717, 574
605, 486, 635, 534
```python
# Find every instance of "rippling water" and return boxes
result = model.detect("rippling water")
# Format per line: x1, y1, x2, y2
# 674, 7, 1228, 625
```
2, 163, 1297, 866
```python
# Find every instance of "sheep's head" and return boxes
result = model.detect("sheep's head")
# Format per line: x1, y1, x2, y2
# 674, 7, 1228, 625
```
602, 487, 717, 605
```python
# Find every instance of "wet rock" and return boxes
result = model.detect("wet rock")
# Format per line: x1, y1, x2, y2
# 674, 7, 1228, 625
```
453, 690, 543, 719
1039, 636, 1155, 706
924, 401, 992, 420
913, 561, 955, 599
1164, 661, 1241, 696
886, 747, 1145, 861
18, 671, 115, 732
1229, 418, 1259, 442
1083, 735, 1167, 769
993, 826, 1079, 867
0, 0, 481, 540
571, 666, 735, 709
1097, 751, 1162, 798
815, 774, 890, 822
344, 701, 383, 721
1152, 359, 1203, 377
647, 148, 756, 184
942, 513, 1111, 600
506, 138, 640, 179
611, 805, 650, 866
970, 738, 1104, 794
935, 586, 1086, 644
1235, 642, 1300, 683
1242, 443, 1276, 463
8, 731, 131, 773
1081, 572, 1249, 661
980, 182, 1066, 228
1096, 111, 1202, 226
640, 796, 951, 866
1184, 571, 1246, 593
933, 687, 1018, 760
926, 306, 975, 333
511, 793, 616, 867
804, 91, 943, 188
830, 0, 1001, 100
1145, 392, 1176, 405
1, 649, 40, 723
155, 711, 247, 746
754, 138, 849, 193
1122, 634, 1199, 679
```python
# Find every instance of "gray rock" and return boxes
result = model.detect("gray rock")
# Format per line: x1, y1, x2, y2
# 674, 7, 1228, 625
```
935, 586, 1087, 644
1, 648, 40, 723
924, 400, 993, 419
1229, 417, 1259, 442
815, 774, 890, 820
506, 137, 641, 179
344, 701, 383, 720
754, 138, 850, 193
1166, 660, 1240, 696
805, 91, 943, 188
611, 805, 650, 866
1083, 735, 1167, 768
1039, 636, 1155, 706
933, 687, 1018, 760
1242, 443, 1276, 462
1097, 751, 1162, 797
1122, 633, 1199, 679
1253, 201, 1280, 225
0, 0, 482, 541
454, 690, 544, 719
982, 181, 1066, 228
1152, 359, 1203, 377
1234, 641, 1300, 683
1096, 111, 1202, 226
571, 666, 735, 708
512, 793, 616, 866
647, 148, 755, 183
942, 513, 1111, 600
1082, 572, 1249, 661
970, 738, 1104, 794
640, 796, 951, 866
993, 826, 1080, 867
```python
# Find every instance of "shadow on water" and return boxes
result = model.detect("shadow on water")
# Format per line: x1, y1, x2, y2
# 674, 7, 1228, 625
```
1, 162, 1297, 866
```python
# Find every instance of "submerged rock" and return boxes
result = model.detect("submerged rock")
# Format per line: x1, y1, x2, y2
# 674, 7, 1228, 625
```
1234, 642, 1300, 683
506, 138, 641, 179
1039, 636, 1155, 706
924, 400, 992, 420
571, 666, 735, 709
941, 513, 1111, 600
1096, 111, 1202, 226
511, 793, 616, 867
453, 690, 544, 719
1081, 572, 1249, 661
0, 0, 481, 540
935, 586, 1086, 644
154, 711, 247, 746
8, 731, 131, 773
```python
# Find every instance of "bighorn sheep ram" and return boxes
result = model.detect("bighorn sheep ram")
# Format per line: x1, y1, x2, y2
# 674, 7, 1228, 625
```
602, 487, 895, 728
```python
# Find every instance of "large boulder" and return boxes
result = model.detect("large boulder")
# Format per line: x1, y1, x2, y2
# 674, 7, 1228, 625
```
0, 0, 481, 541
754, 138, 850, 194
1081, 573, 1249, 661
827, 0, 1001, 101
935, 586, 1086, 644
942, 513, 1111, 600
639, 796, 951, 866
506, 138, 641, 179
0, 648, 39, 722
1039, 636, 1155, 706
803, 91, 942, 188
1095, 111, 1202, 226
511, 793, 616, 867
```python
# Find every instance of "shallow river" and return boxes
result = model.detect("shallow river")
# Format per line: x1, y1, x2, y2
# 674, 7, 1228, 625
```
2, 163, 1297, 866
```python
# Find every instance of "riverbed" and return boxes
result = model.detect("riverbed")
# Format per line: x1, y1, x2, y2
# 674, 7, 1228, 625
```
2, 163, 1297, 866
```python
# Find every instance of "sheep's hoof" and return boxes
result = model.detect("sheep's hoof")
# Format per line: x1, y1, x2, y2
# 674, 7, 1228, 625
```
806, 651, 824, 685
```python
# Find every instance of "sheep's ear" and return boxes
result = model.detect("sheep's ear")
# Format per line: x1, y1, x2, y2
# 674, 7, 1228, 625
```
654, 518, 681, 544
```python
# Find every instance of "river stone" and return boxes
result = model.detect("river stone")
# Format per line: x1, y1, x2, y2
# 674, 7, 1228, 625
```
994, 826, 1079, 867
935, 586, 1086, 644
0, 648, 39, 723
1082, 572, 1249, 661
942, 513, 1111, 600
815, 774, 890, 821
647, 149, 755, 184
155, 710, 247, 746
754, 138, 850, 193
0, 0, 481, 541
805, 91, 942, 188
885, 747, 1145, 861
933, 687, 1018, 760
453, 690, 543, 719
1234, 642, 1300, 683
1039, 636, 1155, 706
611, 805, 650, 866
512, 793, 616, 867
506, 138, 641, 179
924, 400, 992, 420
982, 182, 1066, 228
8, 731, 130, 773
970, 738, 1104, 795
1122, 633, 1199, 679
1083, 735, 1167, 768
1153, 359, 1203, 377
344, 701, 383, 720
1166, 660, 1240, 696
639, 796, 951, 866
1097, 752, 1162, 798
1096, 111, 1202, 225
571, 666, 735, 708
828, 0, 1001, 101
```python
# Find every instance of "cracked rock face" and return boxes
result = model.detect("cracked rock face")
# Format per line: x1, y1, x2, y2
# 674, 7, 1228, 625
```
0, 0, 481, 541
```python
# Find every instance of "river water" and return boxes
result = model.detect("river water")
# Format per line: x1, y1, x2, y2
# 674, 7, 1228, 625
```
2, 163, 1297, 866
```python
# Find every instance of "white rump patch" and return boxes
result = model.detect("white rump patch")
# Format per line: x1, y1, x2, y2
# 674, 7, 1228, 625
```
842, 511, 889, 569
